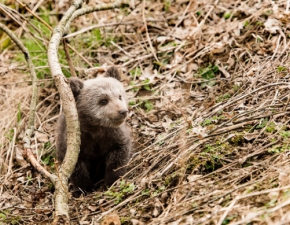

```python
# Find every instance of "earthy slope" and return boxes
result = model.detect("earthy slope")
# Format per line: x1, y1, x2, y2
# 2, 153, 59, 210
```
1, 0, 290, 224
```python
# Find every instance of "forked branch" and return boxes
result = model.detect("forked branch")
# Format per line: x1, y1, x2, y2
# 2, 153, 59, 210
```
0, 23, 53, 181
47, 0, 83, 223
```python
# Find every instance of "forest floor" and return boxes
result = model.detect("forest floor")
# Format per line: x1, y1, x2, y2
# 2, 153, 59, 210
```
1, 0, 290, 224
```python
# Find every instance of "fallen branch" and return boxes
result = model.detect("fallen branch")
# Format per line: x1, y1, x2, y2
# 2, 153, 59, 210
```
26, 148, 55, 182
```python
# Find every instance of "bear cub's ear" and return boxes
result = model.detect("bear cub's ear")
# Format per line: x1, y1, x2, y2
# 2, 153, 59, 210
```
69, 78, 84, 98
105, 66, 122, 81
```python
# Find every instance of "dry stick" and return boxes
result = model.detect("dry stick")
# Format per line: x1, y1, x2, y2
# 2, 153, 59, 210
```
240, 185, 290, 199
47, 0, 83, 223
206, 109, 290, 138
63, 21, 136, 39
231, 196, 290, 225
16, 0, 46, 37
62, 39, 77, 77
26, 148, 55, 181
209, 76, 289, 125
271, 34, 282, 60
110, 40, 134, 58
204, 82, 290, 118
62, 0, 130, 68
5, 127, 16, 181
165, 156, 274, 216
142, 0, 159, 63
159, 139, 208, 177
123, 44, 181, 68
210, 103, 284, 134
15, 0, 51, 30
0, 4, 51, 52
95, 190, 142, 221
208, 121, 255, 137
238, 139, 280, 164
14, 2, 94, 71
217, 197, 238, 225
161, 152, 284, 223
67, 43, 94, 68
72, 188, 143, 221
0, 4, 26, 31
0, 22, 48, 179
235, 109, 290, 124
166, 179, 260, 224
64, 0, 130, 32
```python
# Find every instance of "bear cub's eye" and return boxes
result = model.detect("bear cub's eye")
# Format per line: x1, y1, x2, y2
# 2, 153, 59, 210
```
119, 95, 122, 100
99, 99, 108, 105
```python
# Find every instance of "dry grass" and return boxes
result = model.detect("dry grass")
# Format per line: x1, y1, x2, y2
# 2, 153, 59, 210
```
1, 0, 290, 224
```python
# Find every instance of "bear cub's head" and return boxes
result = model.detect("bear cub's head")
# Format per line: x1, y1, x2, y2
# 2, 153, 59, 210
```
69, 67, 128, 128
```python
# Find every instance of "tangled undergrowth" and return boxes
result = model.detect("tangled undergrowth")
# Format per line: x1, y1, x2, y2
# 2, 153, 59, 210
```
1, 0, 290, 224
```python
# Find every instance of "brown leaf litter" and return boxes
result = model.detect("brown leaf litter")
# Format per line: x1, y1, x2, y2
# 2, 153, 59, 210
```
2, 0, 290, 224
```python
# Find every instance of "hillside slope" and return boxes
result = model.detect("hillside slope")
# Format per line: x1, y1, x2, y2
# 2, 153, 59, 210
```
1, 0, 290, 224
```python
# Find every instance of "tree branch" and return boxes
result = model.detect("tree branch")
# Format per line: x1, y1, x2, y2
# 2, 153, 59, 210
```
62, 39, 77, 77
64, 0, 129, 33
1, 1, 131, 222
0, 23, 37, 131
0, 23, 55, 181
48, 0, 131, 222
47, 0, 83, 223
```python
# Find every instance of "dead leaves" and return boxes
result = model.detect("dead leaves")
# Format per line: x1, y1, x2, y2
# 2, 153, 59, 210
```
3, 0, 290, 224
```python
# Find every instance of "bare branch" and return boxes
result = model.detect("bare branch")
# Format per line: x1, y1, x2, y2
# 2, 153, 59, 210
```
26, 148, 56, 182
15, 0, 52, 30
62, 39, 77, 77
64, 0, 129, 33
64, 21, 136, 39
0, 22, 43, 178
47, 0, 131, 222
47, 0, 83, 222
0, 23, 37, 131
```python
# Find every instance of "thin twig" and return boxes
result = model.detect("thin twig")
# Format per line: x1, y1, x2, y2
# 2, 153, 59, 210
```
63, 39, 77, 77
64, 0, 130, 32
142, 0, 159, 63
217, 197, 238, 225
15, 0, 51, 30
64, 21, 137, 39
0, 22, 39, 177
26, 148, 55, 182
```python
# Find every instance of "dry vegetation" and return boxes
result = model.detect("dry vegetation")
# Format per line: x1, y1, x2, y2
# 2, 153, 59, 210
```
1, 0, 290, 224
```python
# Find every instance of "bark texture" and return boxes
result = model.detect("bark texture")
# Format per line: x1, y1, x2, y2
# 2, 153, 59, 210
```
47, 0, 83, 223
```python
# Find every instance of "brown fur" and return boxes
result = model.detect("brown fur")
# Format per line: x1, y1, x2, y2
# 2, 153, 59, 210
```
55, 67, 131, 195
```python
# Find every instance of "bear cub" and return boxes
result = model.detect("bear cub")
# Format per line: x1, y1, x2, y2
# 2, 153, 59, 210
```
55, 67, 131, 195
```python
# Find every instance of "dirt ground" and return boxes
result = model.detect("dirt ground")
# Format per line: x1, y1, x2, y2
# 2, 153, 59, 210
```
1, 0, 290, 224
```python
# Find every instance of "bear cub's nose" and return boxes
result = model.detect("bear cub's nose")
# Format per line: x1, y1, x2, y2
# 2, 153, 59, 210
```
119, 110, 128, 117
